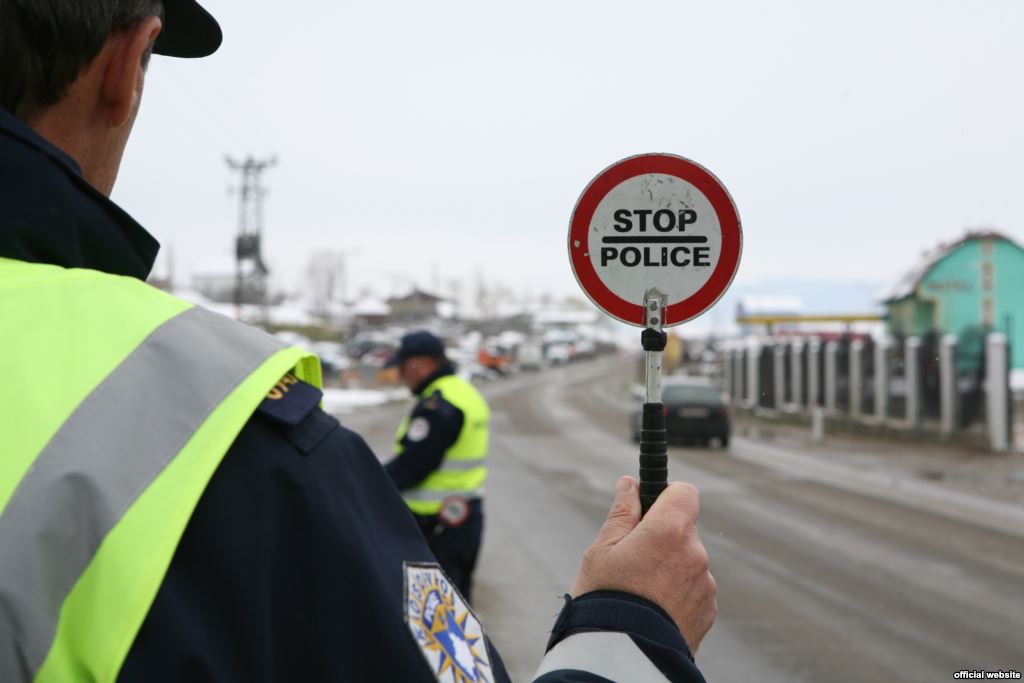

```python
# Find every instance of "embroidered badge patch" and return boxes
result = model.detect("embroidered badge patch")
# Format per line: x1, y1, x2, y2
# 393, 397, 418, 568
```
408, 416, 431, 442
404, 563, 494, 683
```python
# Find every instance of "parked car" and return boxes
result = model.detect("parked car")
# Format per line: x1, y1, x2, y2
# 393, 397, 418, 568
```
545, 343, 572, 366
631, 376, 730, 448
515, 340, 545, 371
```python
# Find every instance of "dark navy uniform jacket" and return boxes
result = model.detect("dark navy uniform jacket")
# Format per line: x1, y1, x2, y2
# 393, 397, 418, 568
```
1, 107, 707, 683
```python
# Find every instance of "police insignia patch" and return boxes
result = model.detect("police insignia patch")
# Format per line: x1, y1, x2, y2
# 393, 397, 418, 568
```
408, 416, 431, 442
404, 563, 494, 683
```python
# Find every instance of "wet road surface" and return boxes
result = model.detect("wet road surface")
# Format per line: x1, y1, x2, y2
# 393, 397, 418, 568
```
343, 355, 1024, 682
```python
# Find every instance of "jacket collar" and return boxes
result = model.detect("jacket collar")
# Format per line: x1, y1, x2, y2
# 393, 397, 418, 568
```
0, 108, 159, 280
413, 362, 456, 396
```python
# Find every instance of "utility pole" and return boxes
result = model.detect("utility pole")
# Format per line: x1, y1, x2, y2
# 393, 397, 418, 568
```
225, 155, 276, 318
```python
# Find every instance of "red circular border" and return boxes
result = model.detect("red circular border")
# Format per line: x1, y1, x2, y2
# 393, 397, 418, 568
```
568, 153, 742, 327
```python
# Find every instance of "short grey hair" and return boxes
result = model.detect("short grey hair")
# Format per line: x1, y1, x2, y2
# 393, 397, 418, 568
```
0, 0, 164, 119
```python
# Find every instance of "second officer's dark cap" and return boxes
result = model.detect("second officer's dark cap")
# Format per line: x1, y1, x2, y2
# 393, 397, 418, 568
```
153, 0, 223, 58
385, 331, 447, 368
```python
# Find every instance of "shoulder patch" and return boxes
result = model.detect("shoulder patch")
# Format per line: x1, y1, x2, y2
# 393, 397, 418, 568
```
257, 373, 322, 426
422, 391, 442, 411
404, 563, 495, 683
407, 416, 431, 442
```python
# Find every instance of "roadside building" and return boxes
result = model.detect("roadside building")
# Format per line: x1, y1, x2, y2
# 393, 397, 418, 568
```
881, 229, 1024, 370
352, 297, 391, 328
387, 288, 446, 324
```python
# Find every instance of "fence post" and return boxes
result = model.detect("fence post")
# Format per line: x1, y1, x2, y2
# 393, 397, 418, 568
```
906, 336, 922, 429
747, 341, 761, 409
722, 348, 733, 402
791, 340, 804, 409
850, 340, 864, 420
825, 340, 838, 415
875, 337, 890, 424
808, 339, 821, 410
812, 406, 825, 442
940, 335, 958, 437
734, 348, 745, 407
774, 344, 787, 410
986, 333, 1010, 452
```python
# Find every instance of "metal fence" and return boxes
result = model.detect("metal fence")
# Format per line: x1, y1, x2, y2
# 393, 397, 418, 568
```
721, 331, 1014, 451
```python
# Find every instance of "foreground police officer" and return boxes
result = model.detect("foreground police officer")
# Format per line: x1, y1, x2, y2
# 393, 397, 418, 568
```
0, 2, 716, 681
385, 331, 490, 602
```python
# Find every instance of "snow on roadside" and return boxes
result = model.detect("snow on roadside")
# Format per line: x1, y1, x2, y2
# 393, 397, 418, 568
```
322, 388, 408, 414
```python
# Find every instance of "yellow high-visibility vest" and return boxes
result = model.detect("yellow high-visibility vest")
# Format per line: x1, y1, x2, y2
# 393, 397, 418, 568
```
394, 374, 490, 515
0, 257, 320, 682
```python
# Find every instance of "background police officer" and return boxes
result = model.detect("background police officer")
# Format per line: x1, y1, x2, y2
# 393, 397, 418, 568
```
385, 331, 490, 602
0, 1, 717, 681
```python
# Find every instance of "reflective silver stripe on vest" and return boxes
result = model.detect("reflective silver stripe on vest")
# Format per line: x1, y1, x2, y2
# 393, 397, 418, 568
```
438, 457, 487, 473
402, 487, 486, 501
533, 632, 670, 683
0, 306, 285, 682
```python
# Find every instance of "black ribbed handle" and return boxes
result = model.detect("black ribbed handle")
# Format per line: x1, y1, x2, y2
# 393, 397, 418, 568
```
639, 402, 667, 515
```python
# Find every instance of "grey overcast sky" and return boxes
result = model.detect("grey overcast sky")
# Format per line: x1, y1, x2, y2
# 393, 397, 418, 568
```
114, 0, 1024, 302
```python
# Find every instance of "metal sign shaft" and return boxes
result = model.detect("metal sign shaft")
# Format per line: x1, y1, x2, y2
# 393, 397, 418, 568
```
639, 289, 668, 516
644, 291, 665, 403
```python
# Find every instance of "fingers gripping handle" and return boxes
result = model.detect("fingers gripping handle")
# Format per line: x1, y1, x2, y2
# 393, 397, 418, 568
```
640, 402, 668, 515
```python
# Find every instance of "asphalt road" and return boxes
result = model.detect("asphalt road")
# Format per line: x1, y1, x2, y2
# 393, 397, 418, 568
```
343, 355, 1024, 683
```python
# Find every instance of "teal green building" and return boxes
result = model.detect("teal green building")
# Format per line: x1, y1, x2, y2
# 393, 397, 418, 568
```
882, 230, 1024, 370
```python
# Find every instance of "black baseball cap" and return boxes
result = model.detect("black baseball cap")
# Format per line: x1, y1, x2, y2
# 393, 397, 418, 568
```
153, 0, 222, 58
385, 331, 447, 368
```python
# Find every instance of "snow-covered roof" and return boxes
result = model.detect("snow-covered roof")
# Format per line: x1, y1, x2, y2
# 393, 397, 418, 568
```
387, 287, 446, 304
266, 301, 316, 326
881, 229, 1019, 303
353, 298, 391, 316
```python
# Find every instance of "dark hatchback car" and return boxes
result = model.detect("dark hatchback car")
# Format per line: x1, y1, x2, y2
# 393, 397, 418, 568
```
631, 376, 731, 448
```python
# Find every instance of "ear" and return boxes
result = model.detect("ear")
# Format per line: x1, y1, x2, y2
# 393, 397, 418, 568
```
102, 16, 162, 128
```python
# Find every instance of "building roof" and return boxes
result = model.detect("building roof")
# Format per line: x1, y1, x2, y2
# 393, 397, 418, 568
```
387, 287, 446, 304
881, 229, 1020, 304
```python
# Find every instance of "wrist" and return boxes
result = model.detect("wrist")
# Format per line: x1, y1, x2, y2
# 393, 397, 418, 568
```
547, 590, 693, 661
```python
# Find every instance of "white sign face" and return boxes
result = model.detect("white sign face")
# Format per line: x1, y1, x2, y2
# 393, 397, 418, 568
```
588, 174, 721, 307
568, 153, 742, 327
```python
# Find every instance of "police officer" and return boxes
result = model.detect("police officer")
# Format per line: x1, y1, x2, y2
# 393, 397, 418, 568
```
0, 2, 716, 681
384, 331, 489, 602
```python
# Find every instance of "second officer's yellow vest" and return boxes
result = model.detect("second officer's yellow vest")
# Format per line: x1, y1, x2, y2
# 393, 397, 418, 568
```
0, 257, 320, 683
394, 374, 490, 515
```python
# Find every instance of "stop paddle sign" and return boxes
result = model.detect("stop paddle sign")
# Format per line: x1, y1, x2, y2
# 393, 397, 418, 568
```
568, 153, 742, 515
568, 153, 742, 327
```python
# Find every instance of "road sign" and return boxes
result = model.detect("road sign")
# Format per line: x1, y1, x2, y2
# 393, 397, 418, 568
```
568, 153, 742, 327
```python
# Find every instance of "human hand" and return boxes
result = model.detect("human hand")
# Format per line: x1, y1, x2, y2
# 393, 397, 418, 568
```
570, 476, 717, 652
